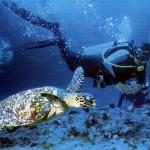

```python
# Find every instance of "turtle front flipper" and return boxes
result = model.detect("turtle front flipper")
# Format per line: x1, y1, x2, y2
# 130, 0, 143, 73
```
0, 125, 17, 133
41, 93, 60, 101
41, 92, 69, 117
67, 67, 84, 93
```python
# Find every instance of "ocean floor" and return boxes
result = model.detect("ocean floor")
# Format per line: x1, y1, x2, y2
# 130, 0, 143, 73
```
0, 104, 150, 150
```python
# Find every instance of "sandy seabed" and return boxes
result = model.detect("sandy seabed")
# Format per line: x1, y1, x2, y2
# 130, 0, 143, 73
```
0, 105, 149, 150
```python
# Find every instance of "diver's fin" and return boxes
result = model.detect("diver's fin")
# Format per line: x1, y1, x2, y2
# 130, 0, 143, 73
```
66, 67, 84, 93
24, 39, 58, 50
2, 1, 59, 35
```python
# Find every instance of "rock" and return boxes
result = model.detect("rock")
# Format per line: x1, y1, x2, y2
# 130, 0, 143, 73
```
127, 104, 135, 111
81, 131, 89, 138
68, 110, 79, 115
30, 142, 38, 147
124, 118, 135, 125
52, 120, 61, 126
85, 118, 98, 128
42, 142, 54, 149
103, 132, 112, 140
109, 103, 115, 109
113, 134, 119, 140
83, 108, 90, 113
101, 113, 110, 120
19, 136, 32, 145
68, 127, 80, 137
29, 125, 38, 130
0, 137, 15, 148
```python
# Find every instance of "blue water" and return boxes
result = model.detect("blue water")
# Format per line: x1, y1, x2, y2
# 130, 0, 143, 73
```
0, 0, 150, 106
0, 1, 150, 150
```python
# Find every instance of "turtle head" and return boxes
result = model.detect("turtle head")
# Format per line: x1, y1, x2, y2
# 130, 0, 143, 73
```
65, 93, 96, 108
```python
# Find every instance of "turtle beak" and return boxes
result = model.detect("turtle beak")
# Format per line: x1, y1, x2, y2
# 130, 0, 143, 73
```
90, 99, 96, 106
84, 99, 96, 107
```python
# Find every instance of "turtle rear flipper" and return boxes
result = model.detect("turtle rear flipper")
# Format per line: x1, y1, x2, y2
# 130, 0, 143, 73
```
67, 67, 84, 93
6, 126, 20, 133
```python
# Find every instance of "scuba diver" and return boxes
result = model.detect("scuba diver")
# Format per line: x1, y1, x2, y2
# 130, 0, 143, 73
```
2, 1, 150, 108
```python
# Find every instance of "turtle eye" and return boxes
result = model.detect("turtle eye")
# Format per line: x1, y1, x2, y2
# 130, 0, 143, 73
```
80, 100, 84, 103
85, 96, 90, 100
85, 95, 94, 101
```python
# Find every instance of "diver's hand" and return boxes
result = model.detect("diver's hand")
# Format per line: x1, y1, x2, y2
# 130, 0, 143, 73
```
116, 82, 129, 94
116, 82, 142, 95
127, 83, 142, 94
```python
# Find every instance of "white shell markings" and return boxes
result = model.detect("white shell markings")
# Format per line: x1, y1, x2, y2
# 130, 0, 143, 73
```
67, 67, 84, 93
53, 90, 58, 96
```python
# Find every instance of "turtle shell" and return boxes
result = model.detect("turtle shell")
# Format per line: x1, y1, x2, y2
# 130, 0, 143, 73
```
0, 87, 62, 128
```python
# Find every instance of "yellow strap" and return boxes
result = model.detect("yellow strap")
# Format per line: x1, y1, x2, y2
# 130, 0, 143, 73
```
102, 49, 137, 68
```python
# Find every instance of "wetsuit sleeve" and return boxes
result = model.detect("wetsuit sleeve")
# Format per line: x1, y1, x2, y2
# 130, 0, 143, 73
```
80, 55, 101, 78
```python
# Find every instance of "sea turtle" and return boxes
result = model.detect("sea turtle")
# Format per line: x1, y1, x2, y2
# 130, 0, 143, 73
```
0, 67, 96, 131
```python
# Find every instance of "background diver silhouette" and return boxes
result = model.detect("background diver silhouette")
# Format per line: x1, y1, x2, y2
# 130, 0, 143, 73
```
2, 1, 150, 108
